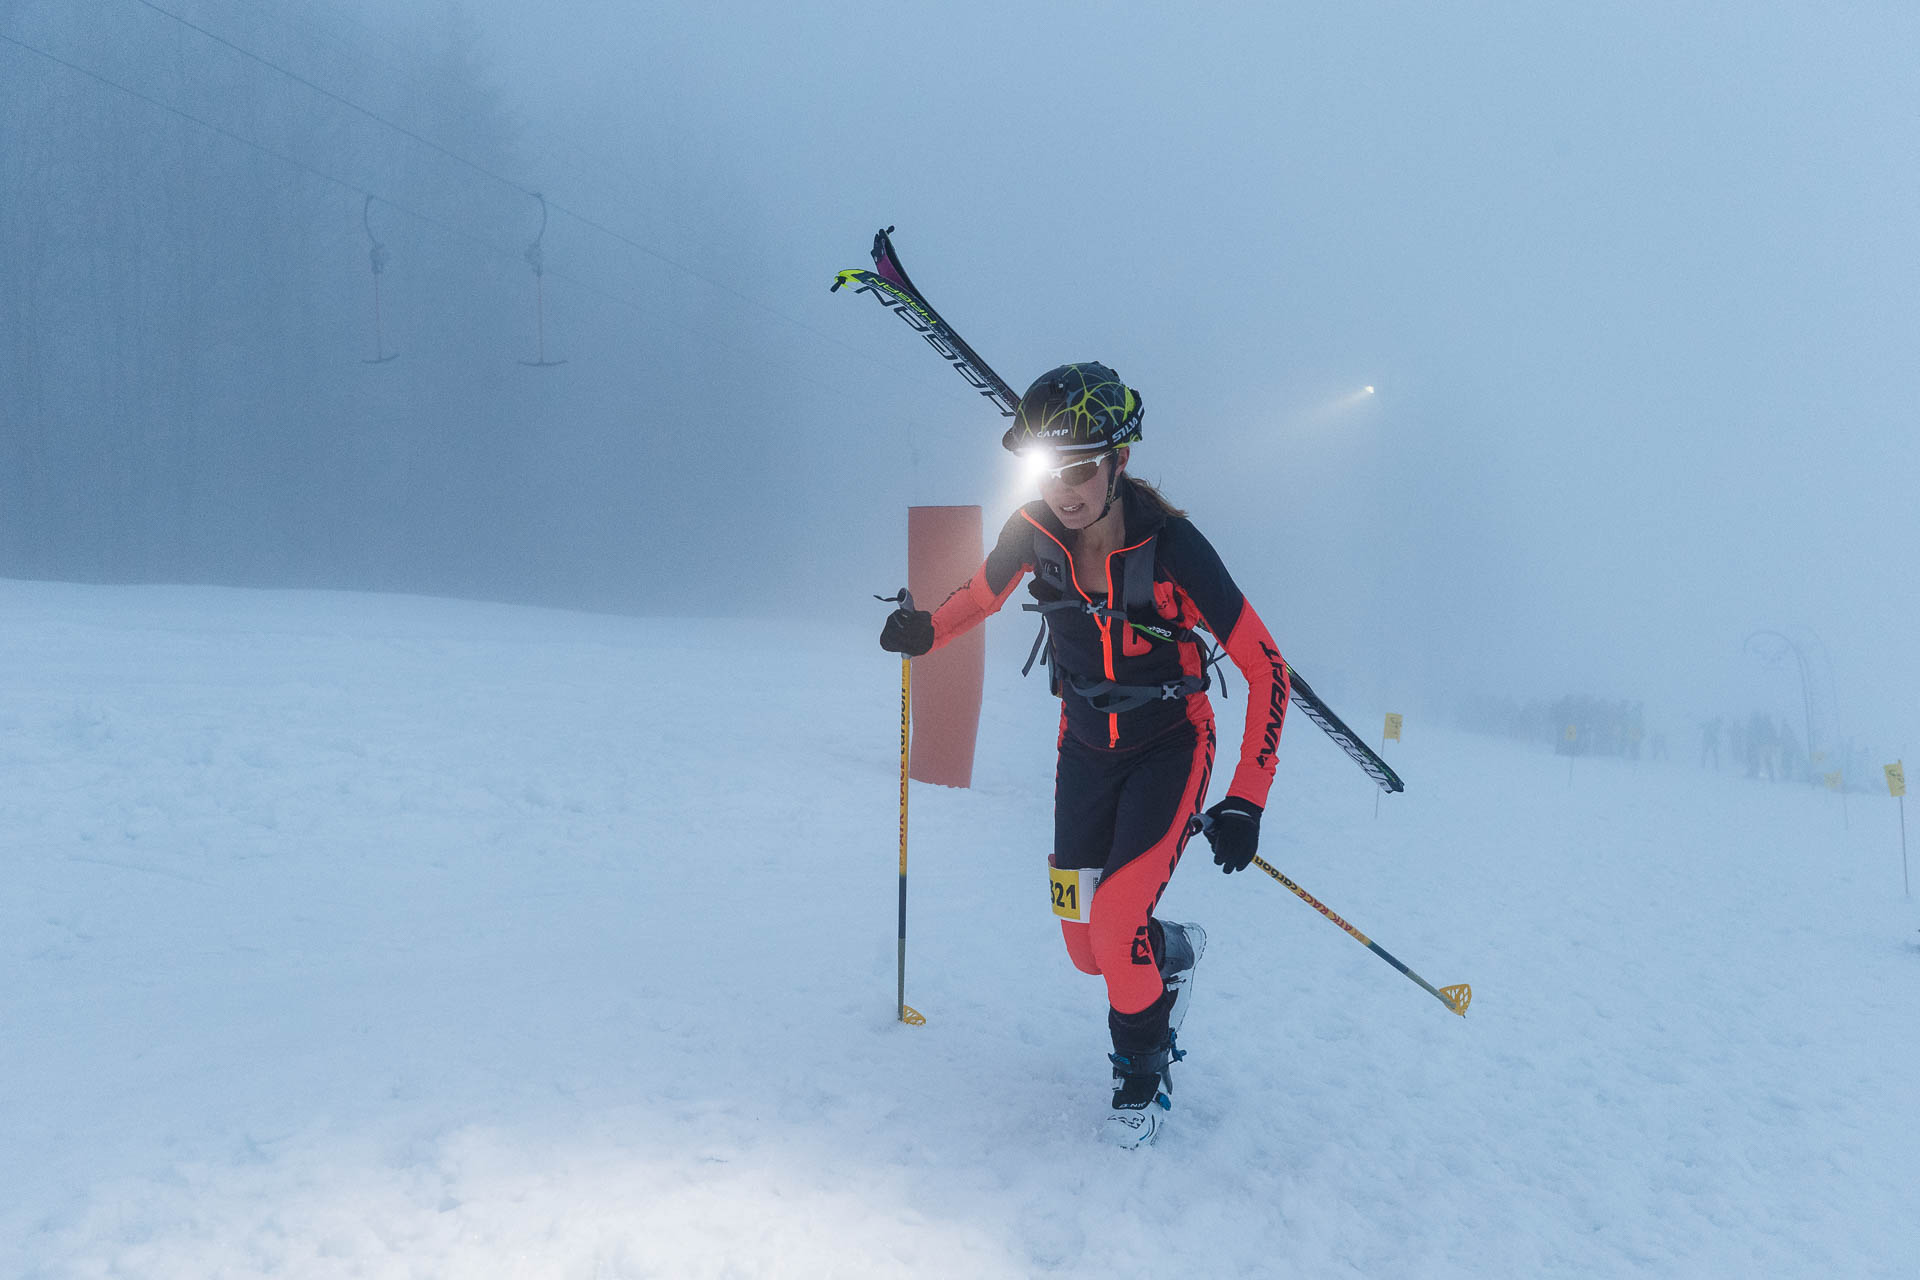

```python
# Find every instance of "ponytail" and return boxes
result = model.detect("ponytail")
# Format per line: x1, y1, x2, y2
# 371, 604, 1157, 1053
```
1124, 475, 1188, 520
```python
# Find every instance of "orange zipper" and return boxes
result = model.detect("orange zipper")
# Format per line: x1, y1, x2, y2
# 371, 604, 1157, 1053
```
1024, 513, 1155, 749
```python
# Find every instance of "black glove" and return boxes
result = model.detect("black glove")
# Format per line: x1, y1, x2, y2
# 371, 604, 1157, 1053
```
879, 608, 934, 656
1202, 796, 1262, 874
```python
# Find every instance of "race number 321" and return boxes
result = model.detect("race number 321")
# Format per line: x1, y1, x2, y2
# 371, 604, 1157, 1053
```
1048, 865, 1100, 922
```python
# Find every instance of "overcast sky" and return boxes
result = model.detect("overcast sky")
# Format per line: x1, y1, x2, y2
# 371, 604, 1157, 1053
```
239, 1, 1920, 751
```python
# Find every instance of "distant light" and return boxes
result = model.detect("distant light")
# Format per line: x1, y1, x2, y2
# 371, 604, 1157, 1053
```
1363, 385, 1376, 396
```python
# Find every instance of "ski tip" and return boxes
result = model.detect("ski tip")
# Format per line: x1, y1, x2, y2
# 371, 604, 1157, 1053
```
1441, 984, 1472, 1016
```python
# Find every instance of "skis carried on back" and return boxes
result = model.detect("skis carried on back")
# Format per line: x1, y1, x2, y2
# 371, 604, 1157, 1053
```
1284, 668, 1404, 794
831, 227, 1020, 417
834, 226, 1402, 795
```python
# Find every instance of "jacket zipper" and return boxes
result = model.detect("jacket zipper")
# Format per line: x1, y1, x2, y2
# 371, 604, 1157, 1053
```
1102, 536, 1155, 747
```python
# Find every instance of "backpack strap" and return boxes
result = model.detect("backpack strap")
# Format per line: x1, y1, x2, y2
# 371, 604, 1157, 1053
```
1120, 534, 1158, 613
1020, 525, 1230, 708
1062, 671, 1210, 715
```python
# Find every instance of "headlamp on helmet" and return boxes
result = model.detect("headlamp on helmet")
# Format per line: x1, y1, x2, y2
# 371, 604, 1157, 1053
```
1002, 362, 1144, 458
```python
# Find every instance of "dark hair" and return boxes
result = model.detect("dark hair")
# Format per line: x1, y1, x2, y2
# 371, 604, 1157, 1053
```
1124, 474, 1187, 519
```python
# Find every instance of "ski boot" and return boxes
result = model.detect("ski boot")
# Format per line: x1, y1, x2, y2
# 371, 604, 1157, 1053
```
1101, 920, 1206, 1149
1103, 1039, 1178, 1148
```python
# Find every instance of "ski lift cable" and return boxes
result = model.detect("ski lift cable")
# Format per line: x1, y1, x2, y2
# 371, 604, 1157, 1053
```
126, 0, 535, 196
0, 31, 505, 272
218, 0, 736, 256
0, 29, 857, 401
0, 30, 390, 216
122, 0, 953, 393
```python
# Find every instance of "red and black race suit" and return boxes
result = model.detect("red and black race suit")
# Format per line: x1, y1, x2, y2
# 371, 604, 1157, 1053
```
1050, 716, 1215, 1015
926, 479, 1288, 811
925, 480, 1288, 1017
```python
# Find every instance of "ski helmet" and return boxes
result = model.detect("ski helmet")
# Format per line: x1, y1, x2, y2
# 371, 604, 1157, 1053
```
1001, 362, 1144, 457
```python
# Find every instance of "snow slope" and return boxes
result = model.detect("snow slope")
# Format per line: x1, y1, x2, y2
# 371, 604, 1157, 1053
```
3, 580, 1916, 1278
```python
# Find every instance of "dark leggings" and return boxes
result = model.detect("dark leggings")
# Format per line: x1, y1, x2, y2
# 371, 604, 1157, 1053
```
1052, 713, 1215, 1015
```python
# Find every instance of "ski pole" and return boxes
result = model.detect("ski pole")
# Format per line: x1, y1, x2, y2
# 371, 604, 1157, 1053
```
1199, 817, 1470, 1016
877, 589, 926, 1026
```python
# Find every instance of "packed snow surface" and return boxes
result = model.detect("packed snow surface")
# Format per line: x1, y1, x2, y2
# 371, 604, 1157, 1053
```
4, 580, 1916, 1277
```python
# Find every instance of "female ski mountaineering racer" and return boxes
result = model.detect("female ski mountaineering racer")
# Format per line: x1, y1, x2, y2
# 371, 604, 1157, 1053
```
878, 362, 1289, 1148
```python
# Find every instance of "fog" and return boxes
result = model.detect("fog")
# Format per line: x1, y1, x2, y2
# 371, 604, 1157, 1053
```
5, 1, 1916, 760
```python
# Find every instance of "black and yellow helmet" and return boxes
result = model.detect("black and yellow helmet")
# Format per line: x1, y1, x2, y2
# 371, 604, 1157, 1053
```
1001, 362, 1144, 456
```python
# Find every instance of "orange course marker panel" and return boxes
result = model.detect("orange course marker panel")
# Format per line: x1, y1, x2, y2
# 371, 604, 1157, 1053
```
907, 505, 985, 789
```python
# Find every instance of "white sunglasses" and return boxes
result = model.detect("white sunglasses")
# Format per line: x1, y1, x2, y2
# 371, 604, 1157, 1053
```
1035, 450, 1115, 485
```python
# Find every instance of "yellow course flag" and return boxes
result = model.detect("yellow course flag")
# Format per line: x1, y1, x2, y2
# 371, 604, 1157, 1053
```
1384, 713, 1403, 742
1824, 770, 1843, 792
1888, 761, 1907, 798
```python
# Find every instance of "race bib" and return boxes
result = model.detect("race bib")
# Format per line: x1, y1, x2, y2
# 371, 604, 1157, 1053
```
1048, 865, 1102, 922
